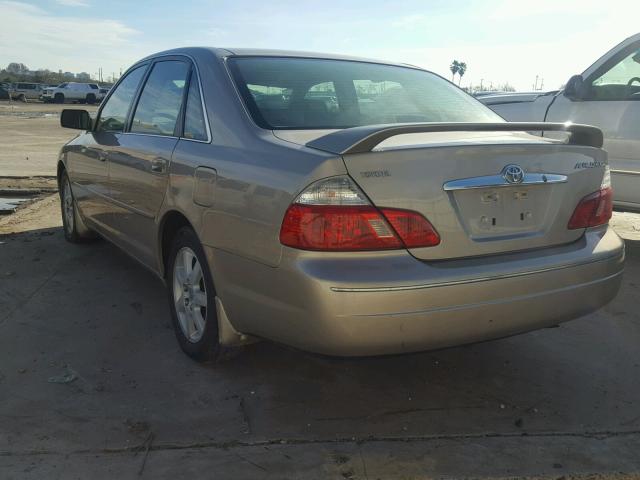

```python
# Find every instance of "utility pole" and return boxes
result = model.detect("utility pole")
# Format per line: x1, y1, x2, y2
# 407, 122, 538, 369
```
533, 75, 539, 91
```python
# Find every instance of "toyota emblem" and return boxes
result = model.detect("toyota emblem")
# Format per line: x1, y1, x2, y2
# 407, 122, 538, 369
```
502, 164, 525, 184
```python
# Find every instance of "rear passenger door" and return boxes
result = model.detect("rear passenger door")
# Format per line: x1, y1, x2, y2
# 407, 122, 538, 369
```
107, 58, 190, 267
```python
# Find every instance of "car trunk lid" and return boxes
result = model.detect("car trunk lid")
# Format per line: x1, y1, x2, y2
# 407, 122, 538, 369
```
302, 123, 607, 260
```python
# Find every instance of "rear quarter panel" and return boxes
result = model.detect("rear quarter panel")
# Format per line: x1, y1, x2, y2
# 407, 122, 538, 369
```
165, 135, 345, 268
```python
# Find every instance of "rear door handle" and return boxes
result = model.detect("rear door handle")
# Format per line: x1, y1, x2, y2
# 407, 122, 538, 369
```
151, 158, 167, 173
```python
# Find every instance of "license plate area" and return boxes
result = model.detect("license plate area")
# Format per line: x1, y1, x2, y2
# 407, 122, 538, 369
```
453, 186, 550, 239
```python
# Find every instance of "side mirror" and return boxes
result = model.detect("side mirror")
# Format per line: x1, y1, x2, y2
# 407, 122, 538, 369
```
564, 74, 587, 100
61, 109, 92, 130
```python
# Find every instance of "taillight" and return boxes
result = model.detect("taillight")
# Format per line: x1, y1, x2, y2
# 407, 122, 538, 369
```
380, 208, 440, 248
280, 204, 403, 251
568, 187, 613, 229
280, 176, 440, 251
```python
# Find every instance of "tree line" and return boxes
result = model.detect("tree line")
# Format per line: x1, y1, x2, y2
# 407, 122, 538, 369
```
1, 62, 95, 85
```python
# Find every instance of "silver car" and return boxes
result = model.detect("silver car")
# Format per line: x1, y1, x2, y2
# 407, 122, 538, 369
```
57, 48, 624, 361
10, 82, 44, 101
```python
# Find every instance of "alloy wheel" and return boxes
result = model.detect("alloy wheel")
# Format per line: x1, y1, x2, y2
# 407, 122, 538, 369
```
172, 247, 208, 342
62, 176, 75, 234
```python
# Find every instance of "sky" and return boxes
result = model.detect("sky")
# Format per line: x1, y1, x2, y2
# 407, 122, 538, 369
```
0, 0, 637, 91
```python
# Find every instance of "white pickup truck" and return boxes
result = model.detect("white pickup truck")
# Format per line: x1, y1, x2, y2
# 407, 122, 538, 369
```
41, 82, 103, 104
480, 33, 640, 211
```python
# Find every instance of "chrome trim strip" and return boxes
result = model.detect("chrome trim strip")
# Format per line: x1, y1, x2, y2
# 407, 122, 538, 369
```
330, 252, 623, 293
611, 169, 640, 176
123, 132, 178, 139
348, 270, 624, 317
443, 173, 567, 191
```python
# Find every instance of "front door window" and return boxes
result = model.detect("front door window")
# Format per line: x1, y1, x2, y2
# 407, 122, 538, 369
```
589, 49, 640, 100
96, 65, 146, 132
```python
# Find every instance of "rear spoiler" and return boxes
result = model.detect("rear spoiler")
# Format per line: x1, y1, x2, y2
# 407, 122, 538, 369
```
305, 122, 603, 155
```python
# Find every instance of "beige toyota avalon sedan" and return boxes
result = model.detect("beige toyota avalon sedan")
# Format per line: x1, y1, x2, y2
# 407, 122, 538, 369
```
57, 47, 624, 361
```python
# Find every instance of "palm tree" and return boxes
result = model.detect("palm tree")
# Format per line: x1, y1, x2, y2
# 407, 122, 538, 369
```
457, 62, 467, 86
449, 60, 460, 82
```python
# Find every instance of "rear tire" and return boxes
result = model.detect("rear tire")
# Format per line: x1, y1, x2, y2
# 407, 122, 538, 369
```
166, 227, 223, 362
54, 93, 64, 104
86, 93, 96, 104
17, 94, 26, 102
59, 170, 96, 243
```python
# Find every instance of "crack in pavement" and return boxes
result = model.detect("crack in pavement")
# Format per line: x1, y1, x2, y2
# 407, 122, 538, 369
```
313, 404, 487, 422
3, 428, 640, 458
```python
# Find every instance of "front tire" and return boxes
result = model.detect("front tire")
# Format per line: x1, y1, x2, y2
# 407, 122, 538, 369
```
167, 227, 222, 362
86, 94, 96, 104
54, 93, 64, 104
59, 171, 95, 243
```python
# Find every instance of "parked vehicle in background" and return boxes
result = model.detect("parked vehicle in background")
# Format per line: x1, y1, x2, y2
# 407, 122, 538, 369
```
57, 47, 623, 362
97, 86, 110, 103
473, 90, 515, 97
9, 82, 45, 101
42, 82, 101, 104
480, 33, 640, 211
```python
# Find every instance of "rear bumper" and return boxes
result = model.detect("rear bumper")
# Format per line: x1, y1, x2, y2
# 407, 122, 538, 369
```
207, 226, 624, 356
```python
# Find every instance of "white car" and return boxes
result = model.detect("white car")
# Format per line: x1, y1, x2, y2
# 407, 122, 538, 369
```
42, 82, 103, 104
480, 33, 640, 212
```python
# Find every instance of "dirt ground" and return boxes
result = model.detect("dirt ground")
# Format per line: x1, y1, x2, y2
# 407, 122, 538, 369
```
0, 100, 98, 177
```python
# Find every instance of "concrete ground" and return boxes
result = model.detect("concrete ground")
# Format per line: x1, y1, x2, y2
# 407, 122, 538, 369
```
0, 101, 98, 177
0, 194, 639, 479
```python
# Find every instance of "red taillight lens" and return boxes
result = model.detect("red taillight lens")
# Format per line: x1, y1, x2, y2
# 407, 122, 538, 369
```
280, 204, 440, 251
568, 187, 613, 229
380, 208, 441, 248
280, 204, 403, 251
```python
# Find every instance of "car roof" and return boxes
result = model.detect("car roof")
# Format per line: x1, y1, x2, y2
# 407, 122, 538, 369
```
138, 46, 426, 71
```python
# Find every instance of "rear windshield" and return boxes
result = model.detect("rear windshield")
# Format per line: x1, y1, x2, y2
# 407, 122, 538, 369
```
228, 57, 501, 129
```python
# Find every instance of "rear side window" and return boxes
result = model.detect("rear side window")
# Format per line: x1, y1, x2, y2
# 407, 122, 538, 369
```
183, 75, 208, 141
96, 66, 146, 132
131, 60, 189, 136
229, 57, 501, 129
